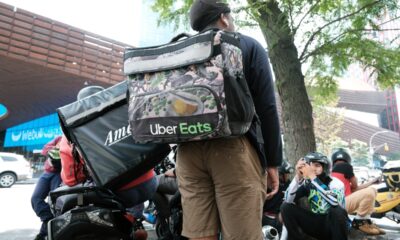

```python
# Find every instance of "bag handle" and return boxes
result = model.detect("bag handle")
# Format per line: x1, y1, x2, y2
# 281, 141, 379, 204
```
169, 33, 192, 43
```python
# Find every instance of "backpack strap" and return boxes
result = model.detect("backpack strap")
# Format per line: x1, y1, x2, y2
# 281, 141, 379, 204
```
253, 114, 264, 144
71, 143, 91, 182
169, 33, 192, 43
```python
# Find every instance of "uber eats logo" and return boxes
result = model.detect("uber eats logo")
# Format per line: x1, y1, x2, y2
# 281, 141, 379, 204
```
150, 122, 212, 135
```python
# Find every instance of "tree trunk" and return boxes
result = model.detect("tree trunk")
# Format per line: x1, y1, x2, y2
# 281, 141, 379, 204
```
250, 0, 316, 165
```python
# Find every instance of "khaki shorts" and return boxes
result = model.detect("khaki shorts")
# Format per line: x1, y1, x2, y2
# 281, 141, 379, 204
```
346, 186, 377, 217
176, 136, 266, 240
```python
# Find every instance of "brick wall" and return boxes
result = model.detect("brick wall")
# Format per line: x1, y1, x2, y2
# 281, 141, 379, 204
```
0, 2, 131, 84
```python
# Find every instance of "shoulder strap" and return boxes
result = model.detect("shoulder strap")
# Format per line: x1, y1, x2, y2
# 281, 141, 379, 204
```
169, 33, 192, 43
71, 144, 91, 181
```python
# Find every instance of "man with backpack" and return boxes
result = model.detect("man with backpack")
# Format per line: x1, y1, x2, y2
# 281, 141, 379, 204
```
175, 1, 283, 239
331, 148, 385, 235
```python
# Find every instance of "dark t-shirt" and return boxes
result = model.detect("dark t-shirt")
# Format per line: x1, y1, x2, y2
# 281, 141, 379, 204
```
332, 162, 354, 179
239, 34, 282, 169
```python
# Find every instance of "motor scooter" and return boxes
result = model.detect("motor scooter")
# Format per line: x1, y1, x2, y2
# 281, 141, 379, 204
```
372, 160, 400, 224
47, 184, 135, 240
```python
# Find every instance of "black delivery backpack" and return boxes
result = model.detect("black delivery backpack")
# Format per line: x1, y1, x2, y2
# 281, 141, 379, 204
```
57, 81, 171, 190
124, 30, 256, 144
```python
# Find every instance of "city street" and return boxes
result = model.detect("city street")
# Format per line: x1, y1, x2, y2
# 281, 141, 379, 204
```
0, 182, 41, 240
0, 181, 157, 240
0, 181, 399, 240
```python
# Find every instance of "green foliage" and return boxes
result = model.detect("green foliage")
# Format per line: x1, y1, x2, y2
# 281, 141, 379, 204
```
151, 0, 194, 30
296, 0, 400, 89
314, 101, 344, 154
153, 0, 400, 95
307, 75, 338, 105
320, 138, 370, 166
349, 139, 370, 166
317, 137, 349, 156
151, 0, 400, 161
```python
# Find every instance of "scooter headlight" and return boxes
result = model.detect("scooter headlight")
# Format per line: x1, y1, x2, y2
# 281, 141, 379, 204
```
86, 209, 114, 227
49, 212, 72, 236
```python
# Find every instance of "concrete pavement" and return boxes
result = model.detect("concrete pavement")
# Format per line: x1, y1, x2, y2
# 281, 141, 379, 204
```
1, 182, 399, 240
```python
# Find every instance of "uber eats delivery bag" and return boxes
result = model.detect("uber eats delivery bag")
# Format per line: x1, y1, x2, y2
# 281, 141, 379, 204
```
57, 81, 171, 190
124, 30, 255, 143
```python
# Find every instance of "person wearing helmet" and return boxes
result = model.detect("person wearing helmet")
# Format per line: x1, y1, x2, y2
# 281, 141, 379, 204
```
31, 136, 63, 240
331, 148, 384, 235
280, 152, 348, 240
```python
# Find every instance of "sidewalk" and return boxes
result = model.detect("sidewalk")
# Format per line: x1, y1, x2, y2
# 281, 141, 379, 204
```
16, 177, 38, 185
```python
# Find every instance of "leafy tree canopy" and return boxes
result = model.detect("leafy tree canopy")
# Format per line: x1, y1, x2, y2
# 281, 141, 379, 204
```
152, 0, 400, 163
153, 0, 400, 97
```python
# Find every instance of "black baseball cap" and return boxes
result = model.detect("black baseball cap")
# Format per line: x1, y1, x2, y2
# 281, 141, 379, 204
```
189, 0, 231, 31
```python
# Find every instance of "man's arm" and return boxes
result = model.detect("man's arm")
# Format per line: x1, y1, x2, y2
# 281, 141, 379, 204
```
351, 175, 379, 192
284, 177, 302, 203
266, 167, 279, 199
241, 35, 283, 169
284, 159, 307, 203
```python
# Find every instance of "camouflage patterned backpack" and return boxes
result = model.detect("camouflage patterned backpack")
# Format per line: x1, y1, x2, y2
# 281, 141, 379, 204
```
124, 30, 255, 143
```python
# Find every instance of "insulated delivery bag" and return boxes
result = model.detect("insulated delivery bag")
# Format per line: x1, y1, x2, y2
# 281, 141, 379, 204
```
124, 30, 255, 143
57, 81, 171, 190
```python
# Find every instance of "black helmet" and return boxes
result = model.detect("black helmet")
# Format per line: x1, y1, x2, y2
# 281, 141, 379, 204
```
77, 86, 104, 100
331, 148, 352, 164
304, 151, 331, 175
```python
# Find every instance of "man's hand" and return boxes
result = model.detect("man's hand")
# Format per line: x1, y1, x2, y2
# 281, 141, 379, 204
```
266, 167, 279, 200
301, 163, 316, 180
295, 158, 306, 180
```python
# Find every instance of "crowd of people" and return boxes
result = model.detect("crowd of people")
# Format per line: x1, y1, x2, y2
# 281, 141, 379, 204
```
30, 1, 385, 240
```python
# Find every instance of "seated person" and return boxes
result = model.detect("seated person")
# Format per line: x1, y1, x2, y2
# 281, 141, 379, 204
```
31, 137, 62, 240
331, 148, 384, 235
280, 152, 348, 240
58, 86, 158, 209
145, 152, 179, 222
56, 85, 157, 240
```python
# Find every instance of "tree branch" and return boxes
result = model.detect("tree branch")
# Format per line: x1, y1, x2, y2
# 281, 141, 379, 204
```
246, 0, 286, 40
301, 26, 400, 62
299, 0, 381, 61
287, 1, 295, 35
363, 28, 400, 31
390, 34, 400, 44
301, 32, 348, 63
294, 0, 321, 36
378, 15, 400, 26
